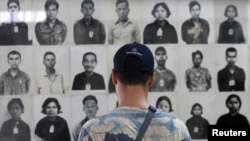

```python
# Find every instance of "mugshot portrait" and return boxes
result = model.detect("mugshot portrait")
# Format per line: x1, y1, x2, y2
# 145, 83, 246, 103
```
0, 96, 34, 141
179, 45, 217, 93
34, 47, 70, 94
142, 0, 179, 44
0, 47, 34, 95
178, 0, 215, 44
32, 0, 70, 45
0, 0, 33, 45
71, 94, 108, 141
214, 0, 248, 44
33, 95, 72, 141
69, 0, 107, 45
106, 0, 142, 45
70, 45, 108, 93
148, 45, 179, 92
215, 45, 248, 92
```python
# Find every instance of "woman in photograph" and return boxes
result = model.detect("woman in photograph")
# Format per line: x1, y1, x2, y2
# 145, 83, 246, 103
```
186, 103, 209, 139
155, 96, 174, 113
143, 2, 178, 44
218, 4, 245, 43
0, 98, 31, 141
34, 97, 71, 141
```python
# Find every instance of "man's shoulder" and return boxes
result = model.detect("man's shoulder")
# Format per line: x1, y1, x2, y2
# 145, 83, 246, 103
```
93, 72, 104, 78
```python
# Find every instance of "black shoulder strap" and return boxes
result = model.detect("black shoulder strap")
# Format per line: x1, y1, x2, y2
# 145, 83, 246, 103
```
135, 105, 157, 141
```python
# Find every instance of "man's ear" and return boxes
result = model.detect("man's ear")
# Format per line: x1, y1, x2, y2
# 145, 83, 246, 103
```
112, 69, 118, 85
148, 72, 155, 87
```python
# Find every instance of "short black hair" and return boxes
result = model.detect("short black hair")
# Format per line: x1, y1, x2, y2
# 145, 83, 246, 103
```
45, 0, 59, 10
190, 103, 203, 115
41, 97, 62, 114
7, 98, 24, 113
8, 50, 21, 59
226, 47, 237, 56
189, 0, 201, 11
192, 50, 203, 60
116, 56, 152, 86
82, 95, 98, 105
155, 46, 166, 55
82, 52, 97, 62
116, 0, 129, 7
224, 4, 238, 17
81, 0, 94, 8
43, 51, 56, 60
156, 96, 174, 112
7, 0, 20, 7
151, 2, 171, 18
226, 94, 241, 109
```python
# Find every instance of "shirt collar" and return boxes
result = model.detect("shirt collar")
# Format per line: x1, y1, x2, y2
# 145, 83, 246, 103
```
115, 18, 132, 26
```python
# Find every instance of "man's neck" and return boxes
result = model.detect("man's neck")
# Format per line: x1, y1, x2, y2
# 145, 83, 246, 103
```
119, 18, 128, 24
10, 68, 18, 77
46, 68, 55, 75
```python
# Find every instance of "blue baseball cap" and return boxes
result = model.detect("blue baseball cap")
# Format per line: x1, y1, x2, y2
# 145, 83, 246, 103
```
113, 42, 154, 74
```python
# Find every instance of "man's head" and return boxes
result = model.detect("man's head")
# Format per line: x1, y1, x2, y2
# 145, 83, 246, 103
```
116, 0, 130, 22
45, 0, 59, 21
154, 46, 167, 68
113, 42, 154, 86
7, 50, 22, 69
7, 98, 24, 120
82, 95, 98, 119
43, 51, 56, 70
226, 94, 241, 114
7, 0, 20, 16
225, 47, 237, 66
189, 1, 201, 19
82, 52, 97, 73
192, 50, 203, 67
81, 0, 95, 19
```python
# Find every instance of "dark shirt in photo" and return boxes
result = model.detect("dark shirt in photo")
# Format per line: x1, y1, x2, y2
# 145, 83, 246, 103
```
216, 113, 249, 125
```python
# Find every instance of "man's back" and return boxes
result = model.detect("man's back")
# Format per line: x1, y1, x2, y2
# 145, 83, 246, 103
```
78, 107, 190, 141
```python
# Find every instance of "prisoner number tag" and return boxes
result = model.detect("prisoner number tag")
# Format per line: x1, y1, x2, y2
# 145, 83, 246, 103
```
13, 126, 18, 134
228, 29, 234, 35
49, 125, 54, 133
229, 79, 236, 86
194, 127, 199, 133
89, 31, 94, 38
157, 28, 163, 36
14, 26, 18, 33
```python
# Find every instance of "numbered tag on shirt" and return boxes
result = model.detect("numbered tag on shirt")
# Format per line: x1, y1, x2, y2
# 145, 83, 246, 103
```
14, 26, 19, 33
229, 79, 236, 86
85, 83, 91, 91
159, 78, 165, 87
194, 127, 199, 133
13, 126, 18, 134
228, 29, 234, 35
157, 28, 163, 36
49, 125, 54, 133
89, 31, 94, 38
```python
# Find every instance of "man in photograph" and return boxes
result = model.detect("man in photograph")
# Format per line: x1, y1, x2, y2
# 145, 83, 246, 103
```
181, 0, 209, 44
74, 0, 106, 44
0, 50, 30, 95
108, 0, 140, 45
72, 52, 105, 90
217, 47, 245, 91
35, 51, 65, 94
35, 0, 67, 45
150, 46, 176, 92
216, 94, 249, 125
0, 0, 30, 45
185, 50, 211, 92
72, 95, 99, 141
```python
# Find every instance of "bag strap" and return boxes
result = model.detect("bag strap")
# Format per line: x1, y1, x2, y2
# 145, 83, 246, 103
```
135, 105, 157, 141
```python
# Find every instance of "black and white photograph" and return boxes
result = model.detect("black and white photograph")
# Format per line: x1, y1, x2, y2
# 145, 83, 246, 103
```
179, 45, 216, 93
0, 47, 34, 95
215, 45, 248, 92
178, 0, 215, 45
33, 95, 72, 141
0, 96, 34, 141
214, 0, 248, 44
71, 94, 108, 141
142, 0, 179, 44
70, 45, 108, 93
69, 0, 107, 45
34, 47, 70, 94
0, 0, 33, 45
32, 0, 70, 45
106, 0, 142, 45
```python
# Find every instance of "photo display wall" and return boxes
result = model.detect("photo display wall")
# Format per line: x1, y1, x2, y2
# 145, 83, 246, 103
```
0, 0, 250, 140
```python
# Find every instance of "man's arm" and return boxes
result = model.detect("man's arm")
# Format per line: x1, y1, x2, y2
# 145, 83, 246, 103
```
108, 25, 114, 45
99, 22, 106, 44
0, 76, 4, 95
134, 24, 141, 43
